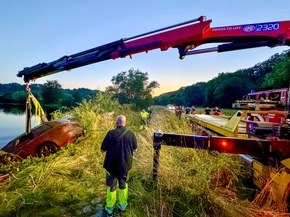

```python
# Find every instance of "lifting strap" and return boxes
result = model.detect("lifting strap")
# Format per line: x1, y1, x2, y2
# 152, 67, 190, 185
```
25, 83, 48, 134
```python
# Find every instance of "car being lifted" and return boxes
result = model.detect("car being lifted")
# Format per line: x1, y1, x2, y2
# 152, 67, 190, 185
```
1, 119, 85, 161
0, 91, 85, 162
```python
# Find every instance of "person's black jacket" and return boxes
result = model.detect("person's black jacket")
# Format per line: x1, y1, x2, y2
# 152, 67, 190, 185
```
101, 126, 137, 175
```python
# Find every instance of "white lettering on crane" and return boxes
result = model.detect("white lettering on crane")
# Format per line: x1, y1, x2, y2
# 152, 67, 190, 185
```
212, 26, 242, 31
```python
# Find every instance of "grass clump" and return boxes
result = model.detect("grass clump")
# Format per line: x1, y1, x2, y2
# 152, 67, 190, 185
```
0, 94, 287, 216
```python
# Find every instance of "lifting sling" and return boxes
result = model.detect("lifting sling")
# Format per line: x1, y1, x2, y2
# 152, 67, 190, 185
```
25, 83, 48, 134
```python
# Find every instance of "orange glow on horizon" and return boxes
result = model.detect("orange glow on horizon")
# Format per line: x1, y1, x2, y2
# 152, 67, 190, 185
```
152, 86, 183, 97
62, 83, 180, 97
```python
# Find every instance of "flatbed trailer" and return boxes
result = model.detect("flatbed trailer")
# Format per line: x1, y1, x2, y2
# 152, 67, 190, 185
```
186, 109, 288, 138
187, 112, 248, 138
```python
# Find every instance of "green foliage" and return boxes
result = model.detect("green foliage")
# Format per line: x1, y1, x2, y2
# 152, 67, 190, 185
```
41, 80, 64, 105
0, 90, 27, 104
262, 54, 290, 89
213, 76, 251, 107
106, 68, 159, 110
154, 50, 290, 108
154, 89, 182, 106
72, 91, 82, 104
0, 82, 97, 108
0, 82, 23, 92
64, 88, 99, 104
248, 52, 285, 85
61, 93, 74, 107
181, 82, 207, 106
52, 92, 138, 132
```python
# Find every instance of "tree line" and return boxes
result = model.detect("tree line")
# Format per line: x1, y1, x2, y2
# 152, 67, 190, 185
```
0, 68, 159, 111
153, 50, 290, 108
0, 81, 98, 107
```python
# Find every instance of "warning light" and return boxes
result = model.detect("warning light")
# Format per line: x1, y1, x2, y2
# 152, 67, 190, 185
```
247, 123, 253, 130
246, 122, 259, 131
222, 141, 227, 147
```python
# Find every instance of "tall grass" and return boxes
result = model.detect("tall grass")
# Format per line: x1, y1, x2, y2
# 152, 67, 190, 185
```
0, 93, 286, 216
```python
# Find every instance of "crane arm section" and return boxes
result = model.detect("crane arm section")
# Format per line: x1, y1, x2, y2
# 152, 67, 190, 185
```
153, 131, 290, 169
17, 16, 290, 82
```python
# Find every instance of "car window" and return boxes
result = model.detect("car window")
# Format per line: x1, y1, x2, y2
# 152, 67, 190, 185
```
32, 124, 52, 137
14, 133, 33, 146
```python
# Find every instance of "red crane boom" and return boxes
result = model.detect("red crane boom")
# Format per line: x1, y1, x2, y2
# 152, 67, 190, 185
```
17, 16, 290, 82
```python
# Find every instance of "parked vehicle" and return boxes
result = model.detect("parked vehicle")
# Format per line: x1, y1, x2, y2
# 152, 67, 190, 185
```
232, 88, 289, 110
167, 104, 175, 110
1, 119, 85, 161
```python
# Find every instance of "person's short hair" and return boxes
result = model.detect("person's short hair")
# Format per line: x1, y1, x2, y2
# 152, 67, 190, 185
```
116, 115, 126, 126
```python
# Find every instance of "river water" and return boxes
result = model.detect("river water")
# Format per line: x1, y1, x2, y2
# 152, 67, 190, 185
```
0, 105, 39, 149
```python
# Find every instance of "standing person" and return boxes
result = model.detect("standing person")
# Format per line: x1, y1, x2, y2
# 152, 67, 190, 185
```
177, 105, 183, 119
213, 106, 222, 115
101, 115, 137, 216
191, 105, 196, 114
147, 107, 152, 125
175, 106, 179, 116
139, 109, 149, 130
204, 107, 211, 115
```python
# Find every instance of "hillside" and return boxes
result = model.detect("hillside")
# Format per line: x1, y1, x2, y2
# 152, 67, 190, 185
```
154, 50, 290, 108
0, 94, 287, 216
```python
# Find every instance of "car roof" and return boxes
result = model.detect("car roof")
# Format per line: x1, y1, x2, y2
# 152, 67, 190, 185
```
44, 119, 70, 127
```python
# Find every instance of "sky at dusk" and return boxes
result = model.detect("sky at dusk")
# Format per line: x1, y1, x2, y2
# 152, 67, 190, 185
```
1, 1, 289, 96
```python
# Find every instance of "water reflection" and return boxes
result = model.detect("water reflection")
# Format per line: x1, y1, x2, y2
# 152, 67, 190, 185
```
0, 104, 59, 120
0, 104, 59, 149
0, 107, 26, 149
0, 104, 26, 115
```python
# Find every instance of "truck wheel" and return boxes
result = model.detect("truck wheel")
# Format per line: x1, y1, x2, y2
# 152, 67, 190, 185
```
38, 142, 60, 157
